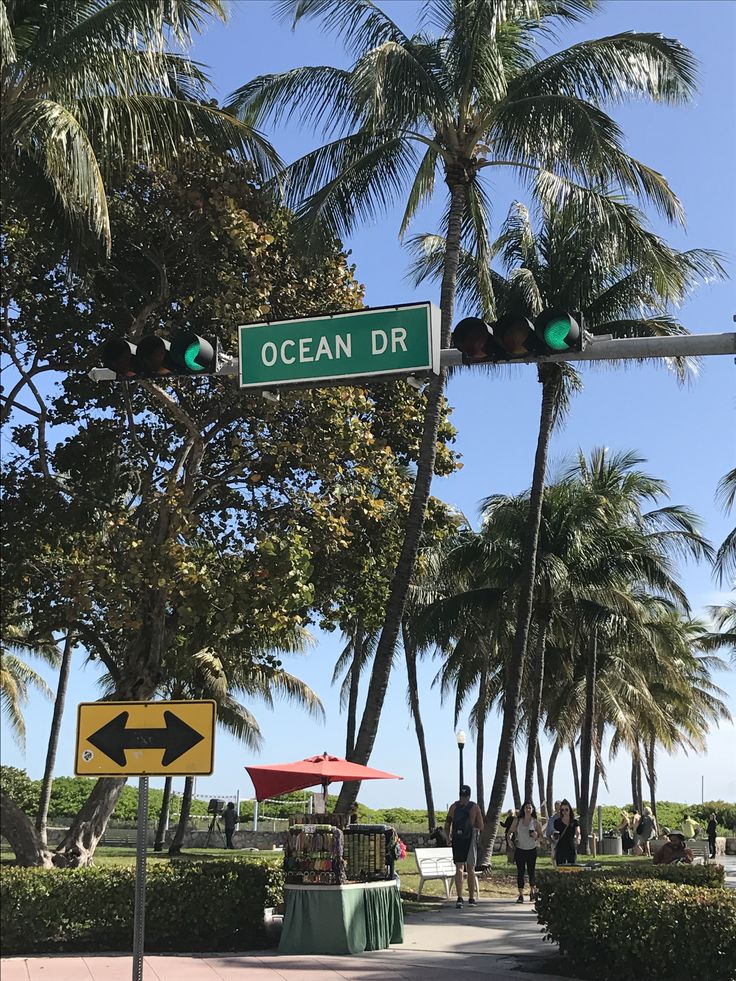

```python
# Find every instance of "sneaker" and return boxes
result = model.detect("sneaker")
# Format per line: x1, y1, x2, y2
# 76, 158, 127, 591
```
516, 895, 524, 904
456, 898, 464, 909
468, 898, 477, 907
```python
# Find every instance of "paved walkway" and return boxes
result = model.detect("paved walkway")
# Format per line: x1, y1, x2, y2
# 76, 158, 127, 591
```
1, 896, 577, 981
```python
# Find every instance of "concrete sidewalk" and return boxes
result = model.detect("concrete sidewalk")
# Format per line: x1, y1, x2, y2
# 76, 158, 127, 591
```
1, 896, 579, 981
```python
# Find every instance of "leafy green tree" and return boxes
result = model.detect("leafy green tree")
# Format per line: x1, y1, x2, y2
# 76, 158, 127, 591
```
1, 146, 456, 865
230, 0, 699, 815
0, 0, 277, 254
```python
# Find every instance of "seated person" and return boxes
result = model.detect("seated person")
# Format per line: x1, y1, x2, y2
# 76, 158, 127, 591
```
653, 829, 694, 865
427, 826, 448, 847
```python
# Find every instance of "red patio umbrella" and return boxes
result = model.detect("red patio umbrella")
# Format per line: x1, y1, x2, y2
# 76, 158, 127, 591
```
245, 752, 402, 801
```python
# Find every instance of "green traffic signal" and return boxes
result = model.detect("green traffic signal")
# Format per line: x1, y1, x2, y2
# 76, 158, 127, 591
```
171, 332, 215, 373
542, 314, 574, 351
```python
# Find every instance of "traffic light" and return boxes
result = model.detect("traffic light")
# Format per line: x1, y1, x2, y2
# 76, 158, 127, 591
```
452, 310, 585, 362
100, 331, 217, 380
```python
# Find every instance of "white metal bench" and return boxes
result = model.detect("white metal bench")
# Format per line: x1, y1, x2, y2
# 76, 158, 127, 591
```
414, 847, 456, 898
688, 839, 711, 864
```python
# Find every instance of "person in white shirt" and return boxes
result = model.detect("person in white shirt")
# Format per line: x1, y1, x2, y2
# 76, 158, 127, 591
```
510, 801, 541, 903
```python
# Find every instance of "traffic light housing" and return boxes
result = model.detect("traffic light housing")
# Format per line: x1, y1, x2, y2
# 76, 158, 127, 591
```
452, 310, 585, 362
100, 331, 218, 379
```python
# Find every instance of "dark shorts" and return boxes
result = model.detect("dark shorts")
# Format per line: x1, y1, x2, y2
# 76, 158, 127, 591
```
452, 831, 478, 866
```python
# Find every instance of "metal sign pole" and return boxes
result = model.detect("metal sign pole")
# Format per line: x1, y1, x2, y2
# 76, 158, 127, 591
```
132, 776, 149, 981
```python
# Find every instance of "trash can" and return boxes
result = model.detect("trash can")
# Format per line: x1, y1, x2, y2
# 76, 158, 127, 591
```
598, 837, 622, 856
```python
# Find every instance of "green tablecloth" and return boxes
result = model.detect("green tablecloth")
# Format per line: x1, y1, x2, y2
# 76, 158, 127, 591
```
279, 880, 404, 955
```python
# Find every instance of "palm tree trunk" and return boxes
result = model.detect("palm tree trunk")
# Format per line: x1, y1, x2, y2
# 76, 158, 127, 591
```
476, 366, 561, 862
335, 179, 468, 813
345, 621, 364, 758
35, 632, 74, 845
631, 750, 643, 813
475, 659, 489, 810
546, 735, 561, 817
589, 760, 601, 834
570, 743, 581, 812
535, 743, 546, 816
578, 630, 597, 854
645, 735, 657, 822
402, 623, 436, 831
168, 777, 194, 855
524, 610, 551, 801
509, 753, 522, 810
154, 776, 173, 852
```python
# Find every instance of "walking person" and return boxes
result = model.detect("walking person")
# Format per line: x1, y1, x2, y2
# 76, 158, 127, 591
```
223, 801, 238, 849
502, 808, 516, 863
444, 785, 484, 909
618, 810, 633, 855
706, 812, 718, 859
553, 799, 581, 865
510, 801, 541, 903
546, 801, 561, 859
635, 806, 658, 857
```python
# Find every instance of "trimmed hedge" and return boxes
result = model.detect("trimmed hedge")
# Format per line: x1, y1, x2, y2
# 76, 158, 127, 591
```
538, 861, 725, 889
0, 860, 283, 954
536, 870, 736, 981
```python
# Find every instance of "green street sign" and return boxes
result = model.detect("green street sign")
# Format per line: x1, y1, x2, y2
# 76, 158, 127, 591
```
238, 302, 441, 389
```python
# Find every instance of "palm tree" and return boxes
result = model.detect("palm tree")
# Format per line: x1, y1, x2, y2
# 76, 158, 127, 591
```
0, 0, 278, 253
0, 618, 58, 747
164, 644, 324, 855
714, 468, 736, 586
229, 0, 697, 812
331, 620, 377, 757
411, 202, 723, 851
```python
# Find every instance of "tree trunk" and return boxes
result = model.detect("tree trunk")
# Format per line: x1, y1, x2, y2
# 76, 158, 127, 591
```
523, 610, 551, 802
546, 735, 561, 817
509, 753, 522, 810
476, 366, 561, 863
402, 623, 436, 831
570, 743, 581, 813
535, 743, 546, 816
168, 776, 194, 855
54, 777, 127, 866
475, 659, 489, 811
589, 760, 601, 830
0, 791, 54, 867
345, 621, 364, 758
335, 178, 468, 814
631, 751, 643, 813
154, 776, 173, 852
645, 734, 657, 821
578, 631, 597, 854
36, 632, 75, 846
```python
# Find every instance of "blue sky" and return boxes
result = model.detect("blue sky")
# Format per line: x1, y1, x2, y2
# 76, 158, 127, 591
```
2, 1, 734, 816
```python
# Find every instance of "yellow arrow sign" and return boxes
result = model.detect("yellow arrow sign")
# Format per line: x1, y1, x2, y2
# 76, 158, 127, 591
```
75, 701, 216, 776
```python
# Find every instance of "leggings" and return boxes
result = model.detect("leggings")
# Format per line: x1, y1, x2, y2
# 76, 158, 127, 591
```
515, 847, 537, 890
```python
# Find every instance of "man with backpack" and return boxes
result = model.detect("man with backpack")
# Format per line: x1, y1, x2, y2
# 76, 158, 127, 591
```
444, 785, 484, 909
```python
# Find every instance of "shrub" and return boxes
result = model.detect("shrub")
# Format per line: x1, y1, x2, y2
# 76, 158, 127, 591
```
536, 871, 736, 981
0, 860, 283, 954
537, 862, 725, 889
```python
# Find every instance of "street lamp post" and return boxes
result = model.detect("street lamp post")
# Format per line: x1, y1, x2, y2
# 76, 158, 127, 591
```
456, 730, 466, 796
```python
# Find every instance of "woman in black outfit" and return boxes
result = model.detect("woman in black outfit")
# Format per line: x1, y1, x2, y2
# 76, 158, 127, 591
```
707, 812, 718, 859
553, 799, 581, 865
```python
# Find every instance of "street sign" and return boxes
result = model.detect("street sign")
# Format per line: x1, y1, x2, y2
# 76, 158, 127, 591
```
75, 700, 216, 776
238, 302, 441, 389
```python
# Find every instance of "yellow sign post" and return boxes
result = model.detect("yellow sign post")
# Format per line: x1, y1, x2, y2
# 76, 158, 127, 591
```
75, 700, 216, 776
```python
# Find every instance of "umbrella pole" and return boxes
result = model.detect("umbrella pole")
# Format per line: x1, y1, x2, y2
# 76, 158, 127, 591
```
253, 799, 259, 832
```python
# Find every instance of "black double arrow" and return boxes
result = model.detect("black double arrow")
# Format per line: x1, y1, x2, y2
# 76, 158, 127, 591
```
87, 710, 204, 767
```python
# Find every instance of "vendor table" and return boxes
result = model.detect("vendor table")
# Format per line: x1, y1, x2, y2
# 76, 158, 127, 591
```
279, 879, 404, 955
